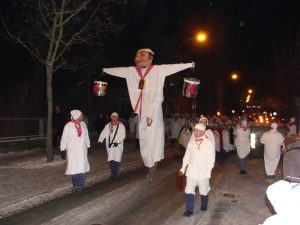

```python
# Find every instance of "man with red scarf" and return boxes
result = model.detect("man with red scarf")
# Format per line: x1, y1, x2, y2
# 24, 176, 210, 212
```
103, 49, 194, 180
60, 110, 91, 192
98, 112, 126, 181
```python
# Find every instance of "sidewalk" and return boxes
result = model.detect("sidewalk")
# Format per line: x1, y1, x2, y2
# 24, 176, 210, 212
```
0, 140, 169, 219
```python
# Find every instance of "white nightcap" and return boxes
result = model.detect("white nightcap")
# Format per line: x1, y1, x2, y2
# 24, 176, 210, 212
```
136, 48, 154, 55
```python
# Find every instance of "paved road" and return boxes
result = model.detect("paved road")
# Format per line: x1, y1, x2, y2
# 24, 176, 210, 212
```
0, 151, 276, 225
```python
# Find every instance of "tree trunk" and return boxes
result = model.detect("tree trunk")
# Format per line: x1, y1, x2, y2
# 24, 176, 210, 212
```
46, 65, 54, 162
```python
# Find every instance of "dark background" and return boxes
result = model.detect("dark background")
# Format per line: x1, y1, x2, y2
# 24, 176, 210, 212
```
0, 0, 299, 118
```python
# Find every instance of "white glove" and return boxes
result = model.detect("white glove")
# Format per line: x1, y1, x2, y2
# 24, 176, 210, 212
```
191, 61, 195, 69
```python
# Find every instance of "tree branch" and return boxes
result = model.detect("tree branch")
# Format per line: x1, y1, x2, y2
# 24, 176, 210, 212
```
0, 11, 46, 66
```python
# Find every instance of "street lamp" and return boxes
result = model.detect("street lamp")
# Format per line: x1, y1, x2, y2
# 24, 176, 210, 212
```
248, 89, 253, 94
176, 31, 208, 62
231, 73, 239, 81
196, 31, 208, 43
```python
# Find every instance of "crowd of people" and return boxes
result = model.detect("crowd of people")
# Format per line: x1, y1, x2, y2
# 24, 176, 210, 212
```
57, 48, 299, 222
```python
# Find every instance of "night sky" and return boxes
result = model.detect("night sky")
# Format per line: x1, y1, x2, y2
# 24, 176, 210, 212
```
0, 0, 299, 117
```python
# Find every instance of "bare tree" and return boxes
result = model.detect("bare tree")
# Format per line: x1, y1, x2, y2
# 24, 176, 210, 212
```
1, 0, 124, 161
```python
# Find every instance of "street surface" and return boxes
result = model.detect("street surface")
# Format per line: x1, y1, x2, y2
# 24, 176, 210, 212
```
0, 143, 276, 225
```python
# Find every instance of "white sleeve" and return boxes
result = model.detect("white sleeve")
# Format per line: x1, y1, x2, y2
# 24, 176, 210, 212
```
207, 141, 215, 174
60, 125, 68, 151
180, 145, 191, 173
116, 124, 126, 143
98, 124, 108, 143
260, 133, 266, 144
83, 123, 90, 148
103, 67, 129, 78
158, 63, 193, 77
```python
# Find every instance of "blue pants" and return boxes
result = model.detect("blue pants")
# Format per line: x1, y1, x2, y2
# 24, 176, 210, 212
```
109, 160, 119, 179
71, 173, 85, 188
239, 157, 247, 172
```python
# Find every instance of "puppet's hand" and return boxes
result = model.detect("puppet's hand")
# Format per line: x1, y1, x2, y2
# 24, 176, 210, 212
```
147, 117, 153, 127
191, 61, 195, 70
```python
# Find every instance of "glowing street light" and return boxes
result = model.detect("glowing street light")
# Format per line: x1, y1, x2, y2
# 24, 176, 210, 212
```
196, 31, 208, 43
176, 31, 208, 61
231, 73, 238, 80
248, 89, 253, 94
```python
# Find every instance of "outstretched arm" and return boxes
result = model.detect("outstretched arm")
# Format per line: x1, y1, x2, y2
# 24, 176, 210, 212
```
103, 67, 130, 78
159, 62, 194, 77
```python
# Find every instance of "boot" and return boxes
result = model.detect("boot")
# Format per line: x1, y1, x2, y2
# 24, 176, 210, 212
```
183, 194, 194, 217
200, 195, 208, 211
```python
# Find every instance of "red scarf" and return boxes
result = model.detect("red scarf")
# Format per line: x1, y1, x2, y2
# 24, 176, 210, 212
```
195, 138, 203, 142
110, 121, 120, 133
134, 65, 154, 116
71, 119, 82, 137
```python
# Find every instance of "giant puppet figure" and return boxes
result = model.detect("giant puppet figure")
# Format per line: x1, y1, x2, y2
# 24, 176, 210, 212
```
103, 49, 194, 179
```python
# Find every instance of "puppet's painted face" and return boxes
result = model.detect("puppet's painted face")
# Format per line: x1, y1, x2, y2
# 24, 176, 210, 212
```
135, 51, 153, 68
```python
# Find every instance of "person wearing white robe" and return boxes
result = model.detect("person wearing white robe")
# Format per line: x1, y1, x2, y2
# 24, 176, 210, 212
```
60, 110, 90, 191
179, 123, 215, 217
234, 120, 250, 174
287, 117, 297, 136
213, 125, 221, 153
222, 126, 231, 153
103, 48, 194, 179
170, 113, 183, 145
98, 112, 126, 181
260, 122, 284, 181
262, 180, 300, 225
189, 117, 216, 151
128, 112, 136, 139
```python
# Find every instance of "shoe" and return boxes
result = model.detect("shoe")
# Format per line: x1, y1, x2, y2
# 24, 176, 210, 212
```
239, 170, 246, 174
183, 211, 193, 217
201, 206, 207, 211
265, 178, 274, 184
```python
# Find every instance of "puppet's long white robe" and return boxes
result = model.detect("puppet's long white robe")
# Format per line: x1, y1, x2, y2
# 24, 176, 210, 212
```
103, 63, 193, 167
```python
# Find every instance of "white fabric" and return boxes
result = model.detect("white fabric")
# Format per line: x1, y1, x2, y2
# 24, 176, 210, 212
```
128, 116, 136, 137
260, 130, 284, 175
241, 120, 247, 126
70, 110, 82, 120
185, 176, 210, 195
262, 180, 300, 225
234, 127, 251, 158
111, 112, 118, 118
222, 129, 230, 152
287, 124, 297, 135
213, 130, 221, 152
199, 117, 208, 125
170, 118, 182, 139
270, 122, 278, 130
98, 122, 126, 162
60, 121, 90, 175
180, 136, 215, 180
103, 63, 193, 167
137, 48, 154, 55
195, 123, 205, 131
